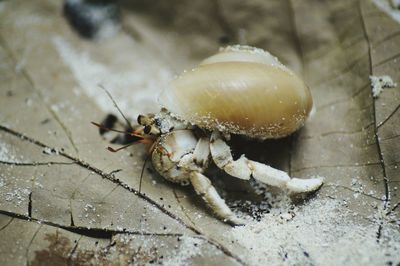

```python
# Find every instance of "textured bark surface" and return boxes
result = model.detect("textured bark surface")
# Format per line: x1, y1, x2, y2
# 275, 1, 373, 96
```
0, 0, 399, 265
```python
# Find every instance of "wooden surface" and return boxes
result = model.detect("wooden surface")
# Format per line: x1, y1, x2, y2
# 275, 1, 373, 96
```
0, 0, 399, 265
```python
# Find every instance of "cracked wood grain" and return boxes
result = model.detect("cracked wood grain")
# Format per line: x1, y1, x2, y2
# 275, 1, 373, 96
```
0, 161, 76, 166
0, 209, 182, 238
25, 224, 43, 265
361, 2, 400, 243
0, 124, 195, 230
172, 188, 198, 228
359, 0, 390, 206
292, 162, 382, 173
289, 1, 398, 256
0, 36, 79, 156
0, 217, 13, 233
323, 184, 384, 201
66, 235, 81, 263
377, 103, 400, 129
1, 0, 399, 265
0, 124, 245, 265
0, 212, 241, 266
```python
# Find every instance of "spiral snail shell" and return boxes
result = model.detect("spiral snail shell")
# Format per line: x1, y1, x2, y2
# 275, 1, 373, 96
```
159, 45, 313, 139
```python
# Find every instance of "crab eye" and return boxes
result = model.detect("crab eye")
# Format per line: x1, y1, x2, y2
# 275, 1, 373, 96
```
143, 125, 152, 134
137, 115, 145, 125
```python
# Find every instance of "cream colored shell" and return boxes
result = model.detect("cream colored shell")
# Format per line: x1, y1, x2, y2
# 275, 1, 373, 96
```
159, 45, 313, 139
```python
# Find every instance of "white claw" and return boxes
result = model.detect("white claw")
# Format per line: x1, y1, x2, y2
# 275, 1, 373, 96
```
286, 177, 324, 193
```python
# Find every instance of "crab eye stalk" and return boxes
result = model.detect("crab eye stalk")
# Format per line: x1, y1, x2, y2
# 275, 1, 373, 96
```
159, 45, 313, 139
137, 114, 146, 125
137, 114, 156, 127
143, 125, 161, 135
143, 125, 152, 134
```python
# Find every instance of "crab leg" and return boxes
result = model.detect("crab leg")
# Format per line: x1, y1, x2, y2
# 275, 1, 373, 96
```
190, 172, 245, 225
210, 132, 323, 193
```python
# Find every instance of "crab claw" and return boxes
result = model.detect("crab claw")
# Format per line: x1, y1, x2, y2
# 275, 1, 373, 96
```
286, 177, 324, 193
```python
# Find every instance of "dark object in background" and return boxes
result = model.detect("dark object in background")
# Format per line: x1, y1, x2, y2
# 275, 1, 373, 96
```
98, 114, 140, 145
63, 0, 120, 39
390, 0, 400, 9
98, 113, 118, 135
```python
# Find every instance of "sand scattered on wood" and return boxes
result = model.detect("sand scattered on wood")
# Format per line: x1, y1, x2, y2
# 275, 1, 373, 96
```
230, 197, 400, 266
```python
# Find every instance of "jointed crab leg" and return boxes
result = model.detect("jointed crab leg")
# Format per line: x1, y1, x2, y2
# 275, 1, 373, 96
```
190, 172, 245, 225
210, 132, 323, 193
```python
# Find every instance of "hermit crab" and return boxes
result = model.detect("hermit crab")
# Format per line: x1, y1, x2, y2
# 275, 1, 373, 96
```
94, 45, 323, 225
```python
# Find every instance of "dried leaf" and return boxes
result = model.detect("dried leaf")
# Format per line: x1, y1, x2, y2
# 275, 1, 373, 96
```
0, 0, 399, 265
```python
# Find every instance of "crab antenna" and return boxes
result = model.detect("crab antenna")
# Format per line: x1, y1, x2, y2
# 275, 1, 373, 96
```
107, 142, 138, 152
98, 84, 134, 131
91, 122, 143, 138
139, 154, 151, 194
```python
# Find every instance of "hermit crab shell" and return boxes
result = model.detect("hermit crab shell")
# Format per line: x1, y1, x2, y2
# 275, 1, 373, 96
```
159, 45, 313, 139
